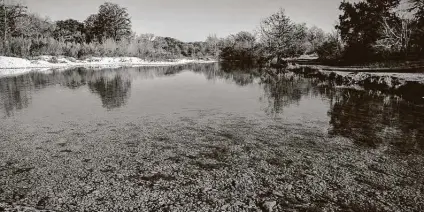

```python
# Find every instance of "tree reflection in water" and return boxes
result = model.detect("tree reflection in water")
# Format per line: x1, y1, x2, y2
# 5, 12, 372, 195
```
88, 75, 132, 110
327, 88, 424, 153
258, 68, 424, 153
0, 76, 32, 117
195, 65, 424, 153
0, 66, 189, 115
190, 62, 260, 86
260, 70, 303, 115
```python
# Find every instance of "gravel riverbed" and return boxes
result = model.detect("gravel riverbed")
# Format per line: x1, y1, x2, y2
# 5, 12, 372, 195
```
1, 112, 423, 212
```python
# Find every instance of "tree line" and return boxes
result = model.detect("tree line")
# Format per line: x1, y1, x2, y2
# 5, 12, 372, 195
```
0, 2, 217, 60
1, 0, 423, 64
218, 0, 424, 65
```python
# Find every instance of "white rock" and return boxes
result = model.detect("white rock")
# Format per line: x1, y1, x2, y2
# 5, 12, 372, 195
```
263, 201, 276, 212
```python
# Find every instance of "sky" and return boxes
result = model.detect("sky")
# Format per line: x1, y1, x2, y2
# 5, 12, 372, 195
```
22, 0, 351, 42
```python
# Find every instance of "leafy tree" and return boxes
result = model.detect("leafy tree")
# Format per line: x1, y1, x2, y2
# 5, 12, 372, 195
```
163, 37, 185, 57
97, 2, 132, 41
337, 0, 401, 61
84, 14, 104, 43
14, 14, 55, 38
54, 19, 85, 43
259, 9, 307, 63
0, 3, 27, 38
306, 26, 326, 54
316, 31, 344, 60
219, 31, 261, 62
83, 3, 131, 43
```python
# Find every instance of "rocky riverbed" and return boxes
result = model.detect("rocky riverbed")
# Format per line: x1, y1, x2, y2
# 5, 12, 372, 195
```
1, 113, 423, 212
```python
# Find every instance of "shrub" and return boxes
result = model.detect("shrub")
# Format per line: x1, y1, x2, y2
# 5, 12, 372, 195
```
316, 33, 344, 61
9, 37, 32, 57
48, 56, 59, 63
63, 42, 81, 58
1, 34, 216, 60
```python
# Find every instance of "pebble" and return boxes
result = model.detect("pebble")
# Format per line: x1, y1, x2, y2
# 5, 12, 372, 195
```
272, 191, 284, 198
286, 184, 293, 190
296, 194, 302, 200
221, 204, 230, 210
263, 201, 276, 212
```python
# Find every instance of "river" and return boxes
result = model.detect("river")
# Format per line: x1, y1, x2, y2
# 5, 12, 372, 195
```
0, 63, 423, 211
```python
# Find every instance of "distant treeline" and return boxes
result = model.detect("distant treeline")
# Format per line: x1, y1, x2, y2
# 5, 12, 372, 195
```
0, 2, 218, 60
219, 0, 424, 65
0, 0, 423, 64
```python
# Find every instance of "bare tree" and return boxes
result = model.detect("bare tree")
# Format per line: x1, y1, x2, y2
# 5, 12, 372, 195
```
205, 34, 219, 58
374, 14, 414, 56
409, 0, 424, 13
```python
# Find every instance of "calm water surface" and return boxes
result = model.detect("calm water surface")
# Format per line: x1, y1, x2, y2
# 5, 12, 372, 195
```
0, 63, 423, 153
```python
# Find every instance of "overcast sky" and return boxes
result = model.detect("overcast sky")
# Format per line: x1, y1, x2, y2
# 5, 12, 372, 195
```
24, 0, 351, 42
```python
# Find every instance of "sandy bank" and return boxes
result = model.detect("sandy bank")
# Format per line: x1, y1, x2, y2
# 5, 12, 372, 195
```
0, 56, 216, 77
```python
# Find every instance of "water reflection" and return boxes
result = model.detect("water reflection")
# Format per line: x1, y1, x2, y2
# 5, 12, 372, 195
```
192, 63, 259, 86
0, 76, 32, 116
0, 66, 189, 113
88, 75, 132, 110
60, 68, 88, 89
327, 88, 424, 153
260, 72, 306, 115
0, 64, 423, 153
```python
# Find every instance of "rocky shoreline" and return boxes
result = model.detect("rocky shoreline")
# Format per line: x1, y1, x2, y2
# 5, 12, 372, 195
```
288, 66, 424, 103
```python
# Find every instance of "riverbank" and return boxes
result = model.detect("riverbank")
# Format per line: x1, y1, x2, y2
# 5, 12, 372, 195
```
287, 65, 424, 103
0, 56, 216, 77
294, 64, 424, 73
288, 57, 424, 72
288, 64, 424, 82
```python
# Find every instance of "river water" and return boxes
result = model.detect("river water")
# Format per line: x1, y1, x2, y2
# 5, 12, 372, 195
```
0, 63, 423, 211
